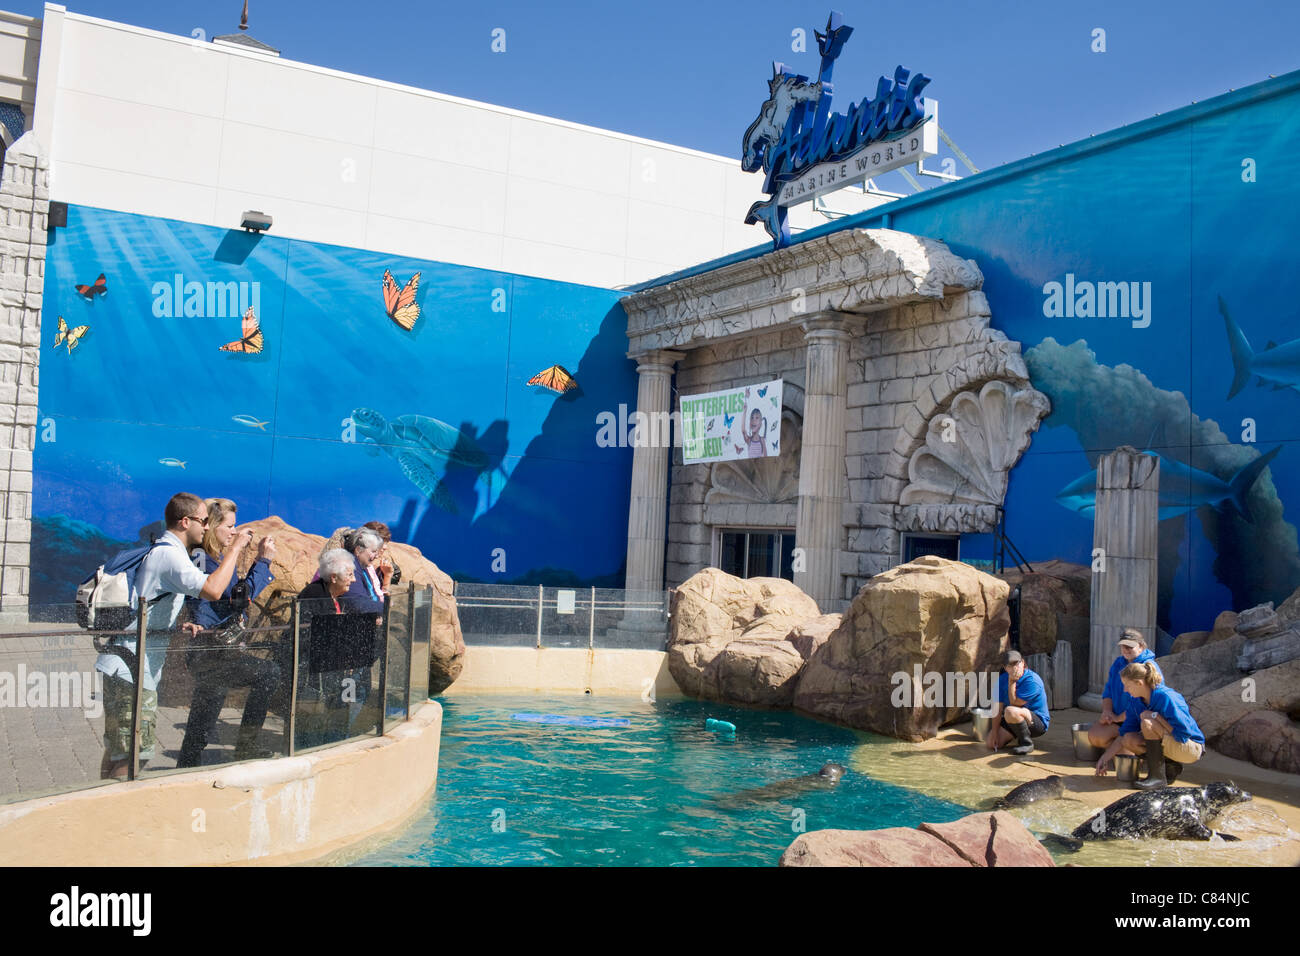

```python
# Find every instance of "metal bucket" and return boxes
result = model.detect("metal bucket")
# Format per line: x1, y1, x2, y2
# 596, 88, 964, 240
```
971, 707, 995, 741
1115, 753, 1141, 782
1072, 723, 1104, 762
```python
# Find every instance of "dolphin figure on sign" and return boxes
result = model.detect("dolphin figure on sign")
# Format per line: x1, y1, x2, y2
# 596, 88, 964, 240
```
1055, 446, 1282, 522
1222, 295, 1300, 399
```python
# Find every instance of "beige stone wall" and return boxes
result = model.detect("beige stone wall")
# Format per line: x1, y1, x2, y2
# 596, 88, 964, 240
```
665, 288, 1027, 606
666, 327, 806, 586
443, 646, 682, 697
0, 700, 444, 866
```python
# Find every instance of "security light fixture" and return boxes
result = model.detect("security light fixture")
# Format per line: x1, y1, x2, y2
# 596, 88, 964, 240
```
240, 210, 272, 233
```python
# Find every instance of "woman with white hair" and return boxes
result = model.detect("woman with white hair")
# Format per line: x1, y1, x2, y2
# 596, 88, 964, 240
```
294, 548, 359, 746
342, 527, 387, 614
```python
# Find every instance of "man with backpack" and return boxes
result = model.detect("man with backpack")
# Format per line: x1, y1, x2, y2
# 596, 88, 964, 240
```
96, 493, 254, 780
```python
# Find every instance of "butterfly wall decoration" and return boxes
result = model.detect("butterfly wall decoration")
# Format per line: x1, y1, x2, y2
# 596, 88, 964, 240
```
53, 316, 89, 353
218, 307, 264, 354
382, 269, 421, 330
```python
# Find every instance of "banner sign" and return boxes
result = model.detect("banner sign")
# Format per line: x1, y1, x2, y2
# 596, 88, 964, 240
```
740, 11, 937, 248
680, 379, 783, 464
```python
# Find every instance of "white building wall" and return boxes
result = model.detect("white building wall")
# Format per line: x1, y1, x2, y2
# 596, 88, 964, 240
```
27, 5, 883, 289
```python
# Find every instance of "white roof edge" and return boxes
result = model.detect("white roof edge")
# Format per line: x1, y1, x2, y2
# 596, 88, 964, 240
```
58, 8, 745, 168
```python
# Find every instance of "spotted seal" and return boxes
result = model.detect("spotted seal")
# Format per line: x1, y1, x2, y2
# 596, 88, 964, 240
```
995, 775, 1065, 809
1072, 783, 1251, 842
714, 762, 846, 807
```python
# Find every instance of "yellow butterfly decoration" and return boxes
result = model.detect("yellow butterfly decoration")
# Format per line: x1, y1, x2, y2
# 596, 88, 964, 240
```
53, 316, 90, 354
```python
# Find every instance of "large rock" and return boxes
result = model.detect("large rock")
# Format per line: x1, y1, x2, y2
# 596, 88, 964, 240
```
1189, 658, 1300, 740
1171, 630, 1210, 654
793, 557, 1009, 740
1214, 710, 1300, 774
779, 811, 1054, 867
1156, 633, 1248, 701
237, 516, 466, 693
667, 568, 830, 707
998, 560, 1090, 656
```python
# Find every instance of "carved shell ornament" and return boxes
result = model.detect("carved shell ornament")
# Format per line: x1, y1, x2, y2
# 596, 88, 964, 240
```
706, 413, 801, 505
900, 381, 1050, 506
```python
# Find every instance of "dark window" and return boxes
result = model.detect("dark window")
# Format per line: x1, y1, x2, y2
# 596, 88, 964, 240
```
717, 529, 797, 581
902, 534, 960, 563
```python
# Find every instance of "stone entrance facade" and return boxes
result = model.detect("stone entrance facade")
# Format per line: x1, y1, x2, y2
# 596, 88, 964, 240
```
620, 228, 1050, 612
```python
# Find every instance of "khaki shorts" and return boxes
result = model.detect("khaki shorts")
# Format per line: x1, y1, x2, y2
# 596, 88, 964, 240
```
1161, 735, 1204, 763
102, 674, 158, 762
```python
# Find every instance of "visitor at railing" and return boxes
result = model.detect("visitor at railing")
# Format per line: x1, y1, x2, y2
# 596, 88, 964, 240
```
96, 493, 252, 780
296, 548, 377, 747
362, 521, 402, 586
177, 497, 279, 767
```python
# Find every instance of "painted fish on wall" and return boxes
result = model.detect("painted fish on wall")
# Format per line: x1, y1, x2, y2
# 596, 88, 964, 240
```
1222, 296, 1300, 399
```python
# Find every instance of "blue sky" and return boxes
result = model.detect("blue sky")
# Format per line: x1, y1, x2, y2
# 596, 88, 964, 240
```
13, 1, 1300, 186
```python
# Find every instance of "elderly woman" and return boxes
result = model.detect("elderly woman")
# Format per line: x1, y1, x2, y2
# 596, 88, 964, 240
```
342, 527, 388, 613
295, 549, 358, 746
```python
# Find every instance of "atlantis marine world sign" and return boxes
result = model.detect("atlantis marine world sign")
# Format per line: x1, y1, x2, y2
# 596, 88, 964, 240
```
741, 11, 936, 247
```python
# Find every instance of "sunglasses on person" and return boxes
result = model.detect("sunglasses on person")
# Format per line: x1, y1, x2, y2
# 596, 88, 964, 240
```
186, 512, 210, 528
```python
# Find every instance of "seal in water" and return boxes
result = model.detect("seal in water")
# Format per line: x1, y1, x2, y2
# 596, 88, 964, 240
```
714, 762, 846, 807
995, 775, 1065, 809
1071, 782, 1252, 842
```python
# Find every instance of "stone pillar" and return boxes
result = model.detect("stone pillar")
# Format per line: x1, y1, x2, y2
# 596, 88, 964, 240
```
795, 313, 851, 611
0, 133, 48, 627
1079, 447, 1159, 710
624, 349, 684, 597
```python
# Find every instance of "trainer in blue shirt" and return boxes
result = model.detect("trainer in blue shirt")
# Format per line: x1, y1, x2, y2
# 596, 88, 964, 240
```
1087, 628, 1161, 750
987, 650, 1050, 756
1095, 659, 1205, 789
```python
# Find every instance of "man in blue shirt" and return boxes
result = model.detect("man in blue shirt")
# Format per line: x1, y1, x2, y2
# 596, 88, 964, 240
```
986, 650, 1050, 756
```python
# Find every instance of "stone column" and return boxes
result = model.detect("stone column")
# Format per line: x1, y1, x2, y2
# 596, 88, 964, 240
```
1079, 447, 1159, 710
624, 349, 684, 597
0, 133, 48, 628
795, 313, 851, 610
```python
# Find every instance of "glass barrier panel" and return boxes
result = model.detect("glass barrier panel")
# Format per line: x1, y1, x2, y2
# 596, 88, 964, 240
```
591, 588, 670, 650
382, 584, 415, 730
142, 616, 290, 776
538, 586, 592, 649
453, 583, 543, 647
408, 586, 431, 704
0, 605, 131, 802
293, 603, 381, 753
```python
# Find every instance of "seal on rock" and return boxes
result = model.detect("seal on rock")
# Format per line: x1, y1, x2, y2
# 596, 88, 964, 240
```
995, 775, 1065, 809
714, 762, 846, 807
1072, 782, 1252, 842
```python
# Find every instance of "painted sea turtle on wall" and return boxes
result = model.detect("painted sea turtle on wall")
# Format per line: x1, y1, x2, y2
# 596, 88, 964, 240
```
351, 407, 489, 514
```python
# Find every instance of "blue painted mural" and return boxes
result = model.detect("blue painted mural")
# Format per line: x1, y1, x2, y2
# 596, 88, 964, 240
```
32, 206, 636, 604
845, 75, 1300, 637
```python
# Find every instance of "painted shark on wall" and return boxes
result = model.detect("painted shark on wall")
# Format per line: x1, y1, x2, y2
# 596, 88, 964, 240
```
1056, 445, 1282, 520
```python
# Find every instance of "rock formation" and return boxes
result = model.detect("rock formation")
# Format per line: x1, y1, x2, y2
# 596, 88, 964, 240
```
235, 516, 466, 693
667, 568, 834, 707
779, 811, 1055, 867
793, 556, 1009, 740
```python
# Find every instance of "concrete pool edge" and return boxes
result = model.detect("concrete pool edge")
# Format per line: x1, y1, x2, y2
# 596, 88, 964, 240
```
0, 700, 443, 867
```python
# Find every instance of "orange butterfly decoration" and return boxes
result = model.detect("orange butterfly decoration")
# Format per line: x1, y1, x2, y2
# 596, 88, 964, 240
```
382, 269, 421, 330
218, 307, 264, 354
527, 364, 578, 394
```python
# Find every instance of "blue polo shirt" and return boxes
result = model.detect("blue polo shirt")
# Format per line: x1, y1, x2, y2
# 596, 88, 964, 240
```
1120, 683, 1205, 745
997, 668, 1050, 729
1103, 649, 1160, 715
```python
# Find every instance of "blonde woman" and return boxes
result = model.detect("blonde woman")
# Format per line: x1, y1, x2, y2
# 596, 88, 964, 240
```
177, 498, 278, 767
1094, 660, 1205, 789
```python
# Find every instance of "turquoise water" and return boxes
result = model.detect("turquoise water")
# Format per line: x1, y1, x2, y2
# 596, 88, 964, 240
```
354, 695, 972, 867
